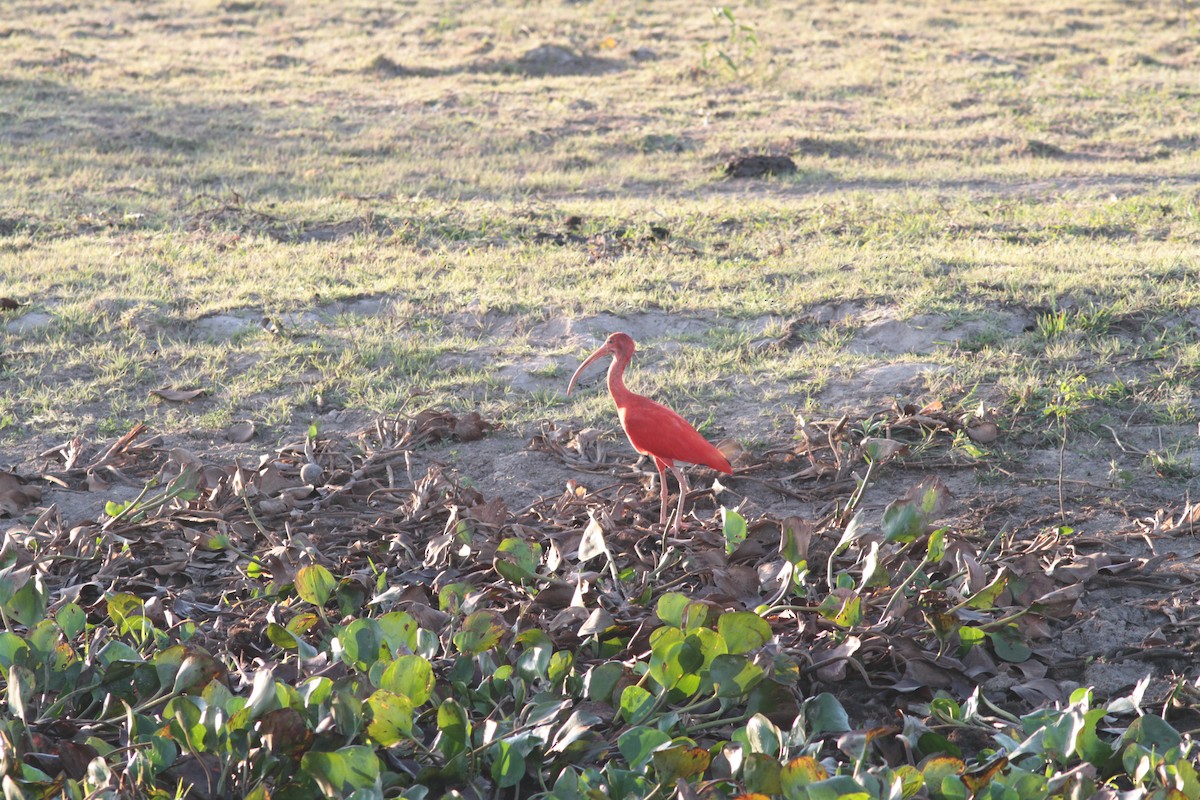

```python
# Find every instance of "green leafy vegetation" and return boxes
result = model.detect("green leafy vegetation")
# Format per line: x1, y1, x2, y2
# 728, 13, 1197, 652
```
0, 412, 1195, 798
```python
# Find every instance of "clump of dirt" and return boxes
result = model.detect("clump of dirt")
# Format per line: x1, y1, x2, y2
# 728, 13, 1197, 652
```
515, 44, 622, 77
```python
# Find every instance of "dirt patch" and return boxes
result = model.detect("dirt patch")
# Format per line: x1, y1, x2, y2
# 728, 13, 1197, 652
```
192, 313, 254, 340
848, 310, 1030, 355
515, 44, 623, 77
4, 310, 53, 333
820, 362, 950, 411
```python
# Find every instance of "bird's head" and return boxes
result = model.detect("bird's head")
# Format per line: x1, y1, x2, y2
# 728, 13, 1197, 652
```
567, 332, 636, 395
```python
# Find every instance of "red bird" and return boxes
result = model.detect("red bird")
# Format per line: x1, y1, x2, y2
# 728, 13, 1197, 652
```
567, 332, 733, 534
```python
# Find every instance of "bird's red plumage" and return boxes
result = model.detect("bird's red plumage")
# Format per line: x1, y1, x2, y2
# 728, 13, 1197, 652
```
567, 331, 733, 534
618, 396, 732, 473
567, 331, 731, 473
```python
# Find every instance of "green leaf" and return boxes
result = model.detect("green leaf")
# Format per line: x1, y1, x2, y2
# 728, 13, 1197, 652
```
710, 654, 765, 698
491, 740, 526, 788
516, 639, 551, 683
301, 746, 381, 796
437, 583, 472, 614
164, 696, 206, 751
816, 590, 862, 628
7, 665, 33, 723
548, 650, 573, 684
378, 610, 419, 652
295, 564, 337, 607
804, 693, 851, 735
779, 516, 809, 565
988, 625, 1032, 663
718, 611, 771, 654
781, 756, 827, 793
743, 753, 782, 794
892, 765, 925, 798
1121, 715, 1182, 752
617, 726, 670, 770
366, 690, 415, 746
746, 713, 781, 756
0, 634, 30, 676
437, 698, 469, 746
265, 623, 318, 660
806, 776, 871, 798
721, 507, 748, 554
958, 626, 986, 652
655, 593, 691, 628
378, 655, 434, 705
452, 610, 505, 654
551, 708, 601, 752
287, 613, 319, 636
881, 499, 924, 543
584, 662, 625, 703
966, 573, 1007, 610
675, 635, 705, 674
493, 537, 542, 584
832, 511, 868, 556
917, 732, 962, 759
619, 685, 656, 725
927, 527, 946, 562
652, 745, 710, 784
245, 668, 282, 720
338, 618, 383, 670
56, 603, 86, 641
1077, 708, 1115, 768
8, 573, 46, 627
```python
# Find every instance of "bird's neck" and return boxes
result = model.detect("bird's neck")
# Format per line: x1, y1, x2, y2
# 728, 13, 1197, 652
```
607, 355, 634, 406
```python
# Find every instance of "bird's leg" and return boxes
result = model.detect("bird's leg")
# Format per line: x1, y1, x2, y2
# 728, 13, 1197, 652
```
653, 457, 670, 528
669, 465, 690, 535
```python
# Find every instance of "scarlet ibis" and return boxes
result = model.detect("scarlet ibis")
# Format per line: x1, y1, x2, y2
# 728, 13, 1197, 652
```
567, 332, 733, 535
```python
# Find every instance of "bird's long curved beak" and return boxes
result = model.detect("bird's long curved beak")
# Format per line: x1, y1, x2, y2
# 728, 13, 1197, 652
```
566, 343, 613, 396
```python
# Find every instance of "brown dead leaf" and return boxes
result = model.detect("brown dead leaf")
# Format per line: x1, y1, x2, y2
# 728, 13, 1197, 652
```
225, 421, 256, 443
58, 740, 99, 780
578, 607, 615, 636
454, 411, 491, 441
257, 465, 298, 497
711, 564, 760, 600
1010, 678, 1068, 706
860, 437, 908, 463
162, 753, 223, 800
0, 473, 40, 516
549, 606, 590, 631
1030, 583, 1085, 616
0, 473, 22, 494
466, 497, 507, 528
966, 422, 999, 444
814, 636, 862, 682
531, 583, 575, 611
259, 707, 314, 757
716, 438, 744, 463
151, 387, 207, 403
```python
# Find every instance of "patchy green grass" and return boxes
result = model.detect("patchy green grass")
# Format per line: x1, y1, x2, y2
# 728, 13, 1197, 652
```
1, 0, 1198, 457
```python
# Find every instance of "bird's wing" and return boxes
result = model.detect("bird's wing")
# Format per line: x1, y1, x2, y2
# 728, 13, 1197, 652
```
618, 396, 732, 473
